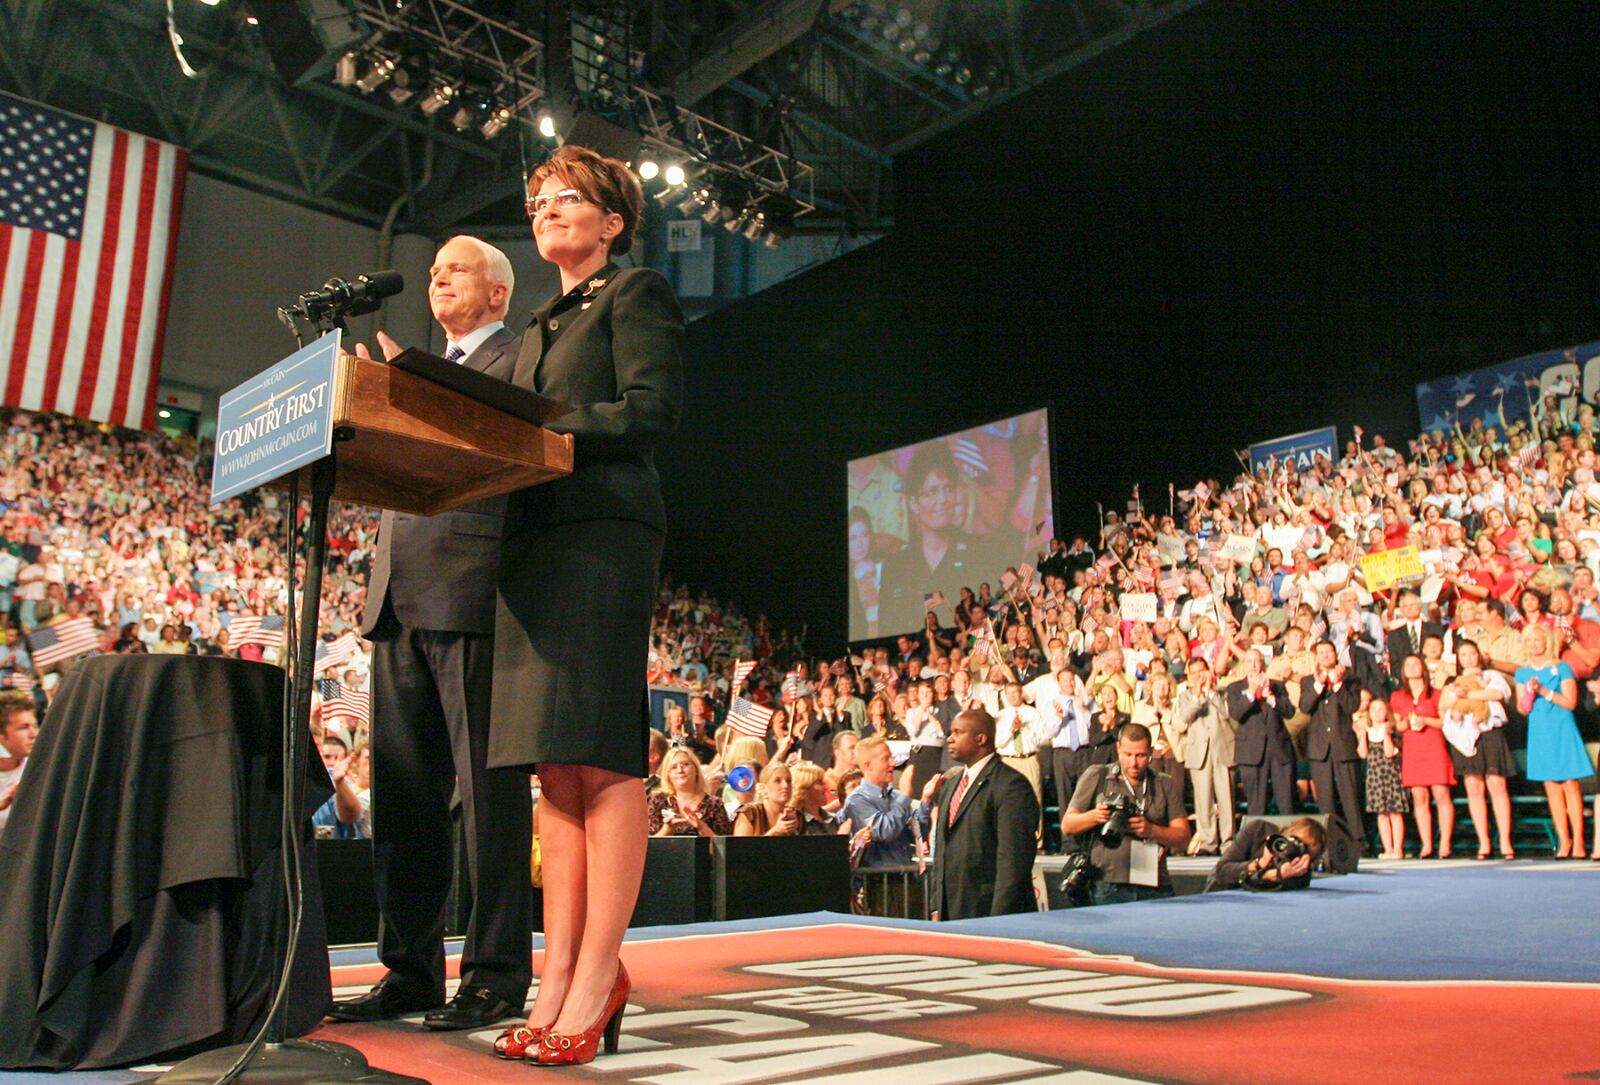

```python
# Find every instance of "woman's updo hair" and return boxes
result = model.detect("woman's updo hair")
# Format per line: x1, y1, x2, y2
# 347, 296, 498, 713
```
528, 143, 646, 256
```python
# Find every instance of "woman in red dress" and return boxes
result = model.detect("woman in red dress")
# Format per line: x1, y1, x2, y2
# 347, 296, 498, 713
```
1391, 653, 1457, 858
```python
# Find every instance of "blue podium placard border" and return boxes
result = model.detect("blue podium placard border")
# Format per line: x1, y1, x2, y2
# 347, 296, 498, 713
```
210, 330, 341, 505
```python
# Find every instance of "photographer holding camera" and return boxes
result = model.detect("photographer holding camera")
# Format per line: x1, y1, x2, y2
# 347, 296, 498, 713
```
1205, 816, 1327, 892
1059, 723, 1190, 906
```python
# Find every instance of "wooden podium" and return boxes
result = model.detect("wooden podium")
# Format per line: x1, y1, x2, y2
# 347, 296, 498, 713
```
158, 347, 568, 1084
280, 352, 573, 514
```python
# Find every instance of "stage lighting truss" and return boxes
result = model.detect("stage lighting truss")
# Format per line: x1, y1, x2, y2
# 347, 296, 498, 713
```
325, 0, 814, 234
830, 1, 1003, 105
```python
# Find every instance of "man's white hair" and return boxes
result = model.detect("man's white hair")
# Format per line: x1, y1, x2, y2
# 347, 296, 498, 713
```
446, 234, 514, 300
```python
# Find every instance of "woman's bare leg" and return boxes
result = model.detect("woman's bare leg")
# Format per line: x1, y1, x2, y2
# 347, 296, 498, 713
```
526, 764, 586, 1029
549, 767, 646, 1035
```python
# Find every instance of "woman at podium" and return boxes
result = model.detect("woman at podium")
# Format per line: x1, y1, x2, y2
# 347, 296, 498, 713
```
488, 144, 684, 1065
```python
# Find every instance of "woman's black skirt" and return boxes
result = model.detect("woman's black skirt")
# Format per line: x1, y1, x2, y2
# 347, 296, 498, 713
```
488, 518, 663, 778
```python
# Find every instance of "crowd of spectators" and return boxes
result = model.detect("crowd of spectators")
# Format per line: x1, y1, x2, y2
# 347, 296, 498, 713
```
648, 414, 1600, 877
8, 398, 1600, 874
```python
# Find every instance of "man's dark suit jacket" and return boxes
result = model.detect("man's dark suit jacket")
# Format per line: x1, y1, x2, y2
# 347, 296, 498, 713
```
1297, 674, 1363, 762
359, 325, 519, 636
929, 757, 1039, 920
506, 263, 684, 534
1383, 620, 1446, 674
1225, 678, 1296, 767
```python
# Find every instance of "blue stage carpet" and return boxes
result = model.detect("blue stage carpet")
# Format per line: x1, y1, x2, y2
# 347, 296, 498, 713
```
4, 862, 1596, 1085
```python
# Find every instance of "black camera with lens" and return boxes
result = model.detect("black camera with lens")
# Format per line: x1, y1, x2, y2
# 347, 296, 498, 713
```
1267, 832, 1309, 863
1098, 792, 1132, 847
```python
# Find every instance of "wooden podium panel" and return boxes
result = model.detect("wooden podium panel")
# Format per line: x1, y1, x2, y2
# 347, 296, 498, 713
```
281, 353, 573, 515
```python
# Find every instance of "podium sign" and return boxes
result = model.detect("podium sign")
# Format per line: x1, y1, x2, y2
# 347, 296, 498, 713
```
210, 331, 341, 505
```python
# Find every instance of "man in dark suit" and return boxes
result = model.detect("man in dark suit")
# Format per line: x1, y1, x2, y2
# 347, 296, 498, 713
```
926, 708, 1039, 920
1382, 588, 1444, 676
1226, 648, 1297, 817
329, 236, 533, 1031
1298, 640, 1365, 846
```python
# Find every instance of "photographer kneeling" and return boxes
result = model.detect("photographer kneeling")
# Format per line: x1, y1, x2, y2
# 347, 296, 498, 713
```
1205, 816, 1327, 892
1059, 724, 1190, 906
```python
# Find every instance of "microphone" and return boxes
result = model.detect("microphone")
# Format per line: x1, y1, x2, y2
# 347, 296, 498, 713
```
294, 270, 404, 318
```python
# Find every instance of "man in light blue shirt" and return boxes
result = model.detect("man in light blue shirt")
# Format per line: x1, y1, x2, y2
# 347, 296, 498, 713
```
837, 735, 929, 868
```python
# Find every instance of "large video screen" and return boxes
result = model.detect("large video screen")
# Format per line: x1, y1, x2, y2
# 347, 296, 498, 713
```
847, 408, 1054, 641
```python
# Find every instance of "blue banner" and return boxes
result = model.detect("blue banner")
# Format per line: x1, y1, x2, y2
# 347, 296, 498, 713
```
1249, 426, 1338, 474
1415, 340, 1600, 435
210, 331, 341, 505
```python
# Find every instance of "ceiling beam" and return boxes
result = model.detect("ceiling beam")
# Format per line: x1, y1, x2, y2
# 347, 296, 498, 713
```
671, 0, 826, 105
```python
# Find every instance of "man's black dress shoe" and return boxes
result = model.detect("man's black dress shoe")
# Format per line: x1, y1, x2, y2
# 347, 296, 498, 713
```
325, 975, 443, 1022
422, 985, 522, 1031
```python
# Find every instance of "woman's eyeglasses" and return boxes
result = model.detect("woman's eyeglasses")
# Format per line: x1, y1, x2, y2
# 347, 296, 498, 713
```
525, 188, 602, 218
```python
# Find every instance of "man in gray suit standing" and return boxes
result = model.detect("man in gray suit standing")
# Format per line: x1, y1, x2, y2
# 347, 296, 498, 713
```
328, 236, 532, 1031
1174, 656, 1237, 856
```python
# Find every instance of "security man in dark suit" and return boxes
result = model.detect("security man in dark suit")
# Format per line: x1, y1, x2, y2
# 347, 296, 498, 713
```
1225, 648, 1297, 816
926, 708, 1039, 920
329, 236, 533, 1031
1299, 639, 1365, 847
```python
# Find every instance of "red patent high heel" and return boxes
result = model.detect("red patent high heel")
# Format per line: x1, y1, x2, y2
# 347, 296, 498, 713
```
491, 1025, 543, 1059
533, 963, 630, 1066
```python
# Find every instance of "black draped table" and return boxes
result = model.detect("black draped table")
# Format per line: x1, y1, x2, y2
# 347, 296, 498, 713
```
0, 655, 333, 1070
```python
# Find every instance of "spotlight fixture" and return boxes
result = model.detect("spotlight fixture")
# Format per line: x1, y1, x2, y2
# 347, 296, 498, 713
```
742, 210, 767, 241
388, 53, 430, 104
663, 163, 685, 186
675, 189, 703, 214
356, 54, 394, 93
334, 51, 358, 86
724, 206, 755, 234
197, 0, 221, 5
700, 198, 722, 224
537, 109, 556, 139
637, 159, 659, 181
450, 92, 492, 133
418, 82, 457, 115
480, 104, 512, 139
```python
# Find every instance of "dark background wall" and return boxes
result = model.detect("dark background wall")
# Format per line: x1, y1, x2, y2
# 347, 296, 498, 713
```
658, 0, 1600, 652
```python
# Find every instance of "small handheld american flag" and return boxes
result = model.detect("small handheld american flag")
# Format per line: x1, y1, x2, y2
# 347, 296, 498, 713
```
315, 631, 359, 673
782, 671, 801, 702
229, 614, 287, 650
731, 659, 756, 692
323, 685, 371, 729
27, 616, 99, 670
724, 696, 775, 739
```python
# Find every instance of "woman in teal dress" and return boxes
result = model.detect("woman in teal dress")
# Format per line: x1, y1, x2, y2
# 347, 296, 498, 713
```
1514, 624, 1593, 858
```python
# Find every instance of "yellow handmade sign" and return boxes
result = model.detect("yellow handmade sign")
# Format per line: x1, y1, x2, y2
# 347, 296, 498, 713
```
1360, 545, 1425, 593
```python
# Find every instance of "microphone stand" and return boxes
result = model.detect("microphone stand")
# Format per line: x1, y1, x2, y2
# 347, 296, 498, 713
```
159, 307, 421, 1085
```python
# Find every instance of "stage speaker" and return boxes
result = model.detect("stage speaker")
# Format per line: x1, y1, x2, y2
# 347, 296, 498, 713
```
246, 0, 369, 85
712, 835, 851, 920
1244, 815, 1360, 874
317, 839, 379, 946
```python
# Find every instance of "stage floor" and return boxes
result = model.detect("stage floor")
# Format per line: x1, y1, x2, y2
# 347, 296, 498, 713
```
11, 860, 1598, 1085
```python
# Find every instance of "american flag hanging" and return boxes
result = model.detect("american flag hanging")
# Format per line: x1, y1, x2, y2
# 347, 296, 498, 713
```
323, 684, 371, 729
724, 696, 775, 739
26, 616, 100, 669
0, 92, 187, 430
229, 613, 287, 650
